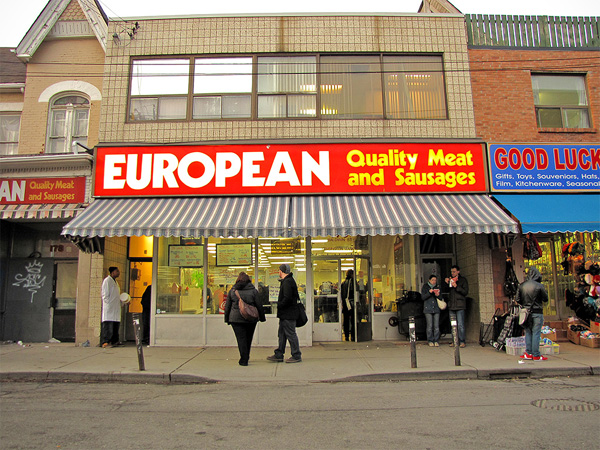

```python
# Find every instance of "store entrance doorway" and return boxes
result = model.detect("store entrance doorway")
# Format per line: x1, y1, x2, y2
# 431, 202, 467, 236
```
312, 257, 372, 342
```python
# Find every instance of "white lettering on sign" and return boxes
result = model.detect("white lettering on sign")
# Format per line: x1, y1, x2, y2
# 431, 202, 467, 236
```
0, 180, 26, 202
102, 151, 330, 191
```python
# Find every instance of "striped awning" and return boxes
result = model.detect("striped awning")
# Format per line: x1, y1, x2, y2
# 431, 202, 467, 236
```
62, 195, 518, 239
0, 203, 83, 220
61, 197, 291, 238
289, 195, 519, 236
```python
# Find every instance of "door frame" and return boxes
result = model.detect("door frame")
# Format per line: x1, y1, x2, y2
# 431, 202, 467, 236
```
311, 255, 372, 342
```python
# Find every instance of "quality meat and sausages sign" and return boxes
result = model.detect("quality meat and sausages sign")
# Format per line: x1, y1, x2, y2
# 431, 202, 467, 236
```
94, 143, 488, 197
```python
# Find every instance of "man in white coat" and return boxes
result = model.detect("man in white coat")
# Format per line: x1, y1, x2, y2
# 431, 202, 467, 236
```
101, 267, 122, 348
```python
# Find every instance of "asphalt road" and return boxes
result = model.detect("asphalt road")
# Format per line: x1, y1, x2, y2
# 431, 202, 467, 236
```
1, 376, 599, 449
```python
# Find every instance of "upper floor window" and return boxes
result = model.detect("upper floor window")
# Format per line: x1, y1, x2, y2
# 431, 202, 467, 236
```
532, 74, 590, 128
128, 54, 448, 122
320, 55, 383, 118
130, 59, 189, 121
194, 57, 252, 119
258, 56, 317, 118
384, 55, 447, 119
47, 95, 89, 154
0, 113, 20, 155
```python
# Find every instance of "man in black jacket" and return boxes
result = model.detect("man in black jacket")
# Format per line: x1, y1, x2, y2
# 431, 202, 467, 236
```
267, 264, 302, 363
445, 265, 469, 347
516, 266, 549, 361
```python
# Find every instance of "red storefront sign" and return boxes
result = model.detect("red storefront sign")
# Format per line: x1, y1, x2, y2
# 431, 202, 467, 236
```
0, 177, 86, 204
94, 143, 488, 197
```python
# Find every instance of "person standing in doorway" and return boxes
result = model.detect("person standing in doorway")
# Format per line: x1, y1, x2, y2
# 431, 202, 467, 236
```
140, 284, 152, 345
101, 267, 122, 348
445, 265, 468, 347
267, 264, 302, 363
340, 269, 355, 342
516, 267, 549, 361
421, 274, 441, 347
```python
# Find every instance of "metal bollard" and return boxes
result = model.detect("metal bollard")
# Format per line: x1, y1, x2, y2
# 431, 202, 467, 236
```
450, 312, 461, 366
409, 316, 417, 368
132, 312, 145, 371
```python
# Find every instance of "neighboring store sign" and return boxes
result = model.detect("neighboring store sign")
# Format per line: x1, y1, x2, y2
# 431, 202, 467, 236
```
0, 177, 86, 204
489, 144, 599, 192
94, 143, 488, 197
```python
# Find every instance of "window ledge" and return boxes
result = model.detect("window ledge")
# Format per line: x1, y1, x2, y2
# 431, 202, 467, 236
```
538, 127, 597, 134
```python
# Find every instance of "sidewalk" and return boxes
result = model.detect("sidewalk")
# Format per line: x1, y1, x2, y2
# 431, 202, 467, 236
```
1, 340, 598, 384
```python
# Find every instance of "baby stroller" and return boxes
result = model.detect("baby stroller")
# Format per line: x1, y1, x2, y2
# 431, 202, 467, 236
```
491, 304, 522, 351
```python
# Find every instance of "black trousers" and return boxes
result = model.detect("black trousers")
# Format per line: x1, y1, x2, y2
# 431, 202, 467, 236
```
231, 322, 258, 364
342, 309, 355, 341
142, 308, 150, 344
101, 321, 120, 345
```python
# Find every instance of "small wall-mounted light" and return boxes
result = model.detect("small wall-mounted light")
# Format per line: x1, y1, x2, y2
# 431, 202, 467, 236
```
112, 32, 120, 45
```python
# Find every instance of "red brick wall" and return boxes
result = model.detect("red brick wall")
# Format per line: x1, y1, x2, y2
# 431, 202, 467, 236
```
468, 48, 599, 143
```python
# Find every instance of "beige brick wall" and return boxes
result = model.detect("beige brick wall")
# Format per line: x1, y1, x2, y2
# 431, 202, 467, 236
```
101, 15, 476, 144
19, 38, 104, 155
76, 236, 128, 344
455, 233, 496, 342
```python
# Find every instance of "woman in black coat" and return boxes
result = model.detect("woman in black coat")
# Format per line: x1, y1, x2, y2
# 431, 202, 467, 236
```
225, 272, 266, 366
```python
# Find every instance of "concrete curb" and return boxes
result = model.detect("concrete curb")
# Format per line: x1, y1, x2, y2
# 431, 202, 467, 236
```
2, 367, 598, 385
322, 369, 478, 383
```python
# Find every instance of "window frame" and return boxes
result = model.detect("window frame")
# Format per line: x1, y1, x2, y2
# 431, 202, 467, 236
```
127, 53, 449, 122
46, 94, 90, 154
0, 113, 21, 156
531, 73, 592, 129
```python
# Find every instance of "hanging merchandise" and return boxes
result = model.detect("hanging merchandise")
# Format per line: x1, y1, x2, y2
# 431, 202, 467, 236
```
503, 258, 519, 299
522, 233, 543, 260
563, 244, 599, 322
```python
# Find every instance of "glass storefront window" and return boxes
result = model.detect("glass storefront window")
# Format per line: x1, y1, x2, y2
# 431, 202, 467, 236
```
156, 237, 205, 314
255, 238, 307, 315
206, 238, 255, 315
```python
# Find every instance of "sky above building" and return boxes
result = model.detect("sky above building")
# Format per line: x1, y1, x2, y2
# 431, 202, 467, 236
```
1, 0, 598, 47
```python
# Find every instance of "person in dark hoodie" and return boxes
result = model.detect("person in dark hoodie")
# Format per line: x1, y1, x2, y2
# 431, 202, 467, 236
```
225, 272, 266, 366
267, 264, 302, 363
516, 266, 549, 361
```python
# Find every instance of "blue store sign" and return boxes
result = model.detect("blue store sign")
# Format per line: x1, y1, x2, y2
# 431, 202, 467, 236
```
489, 143, 600, 192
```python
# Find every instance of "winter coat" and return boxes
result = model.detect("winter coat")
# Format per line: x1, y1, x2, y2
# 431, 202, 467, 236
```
446, 275, 468, 311
340, 277, 355, 312
225, 281, 266, 324
516, 267, 548, 314
101, 275, 121, 322
421, 282, 441, 314
277, 273, 300, 321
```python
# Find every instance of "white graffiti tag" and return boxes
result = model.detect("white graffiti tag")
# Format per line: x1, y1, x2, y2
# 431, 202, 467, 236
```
13, 260, 47, 303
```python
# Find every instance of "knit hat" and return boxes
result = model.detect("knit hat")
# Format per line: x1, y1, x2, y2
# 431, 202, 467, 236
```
279, 264, 291, 274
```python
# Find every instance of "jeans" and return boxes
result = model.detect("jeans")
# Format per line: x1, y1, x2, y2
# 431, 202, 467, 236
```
231, 322, 258, 364
425, 312, 440, 343
450, 310, 466, 344
275, 319, 302, 360
525, 313, 544, 357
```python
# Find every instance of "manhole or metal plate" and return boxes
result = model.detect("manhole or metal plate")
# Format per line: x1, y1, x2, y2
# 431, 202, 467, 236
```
532, 398, 599, 412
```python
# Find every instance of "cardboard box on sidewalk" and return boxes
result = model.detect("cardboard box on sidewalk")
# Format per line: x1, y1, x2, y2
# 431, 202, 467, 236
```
590, 321, 600, 334
579, 336, 600, 348
567, 327, 581, 345
541, 331, 557, 342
